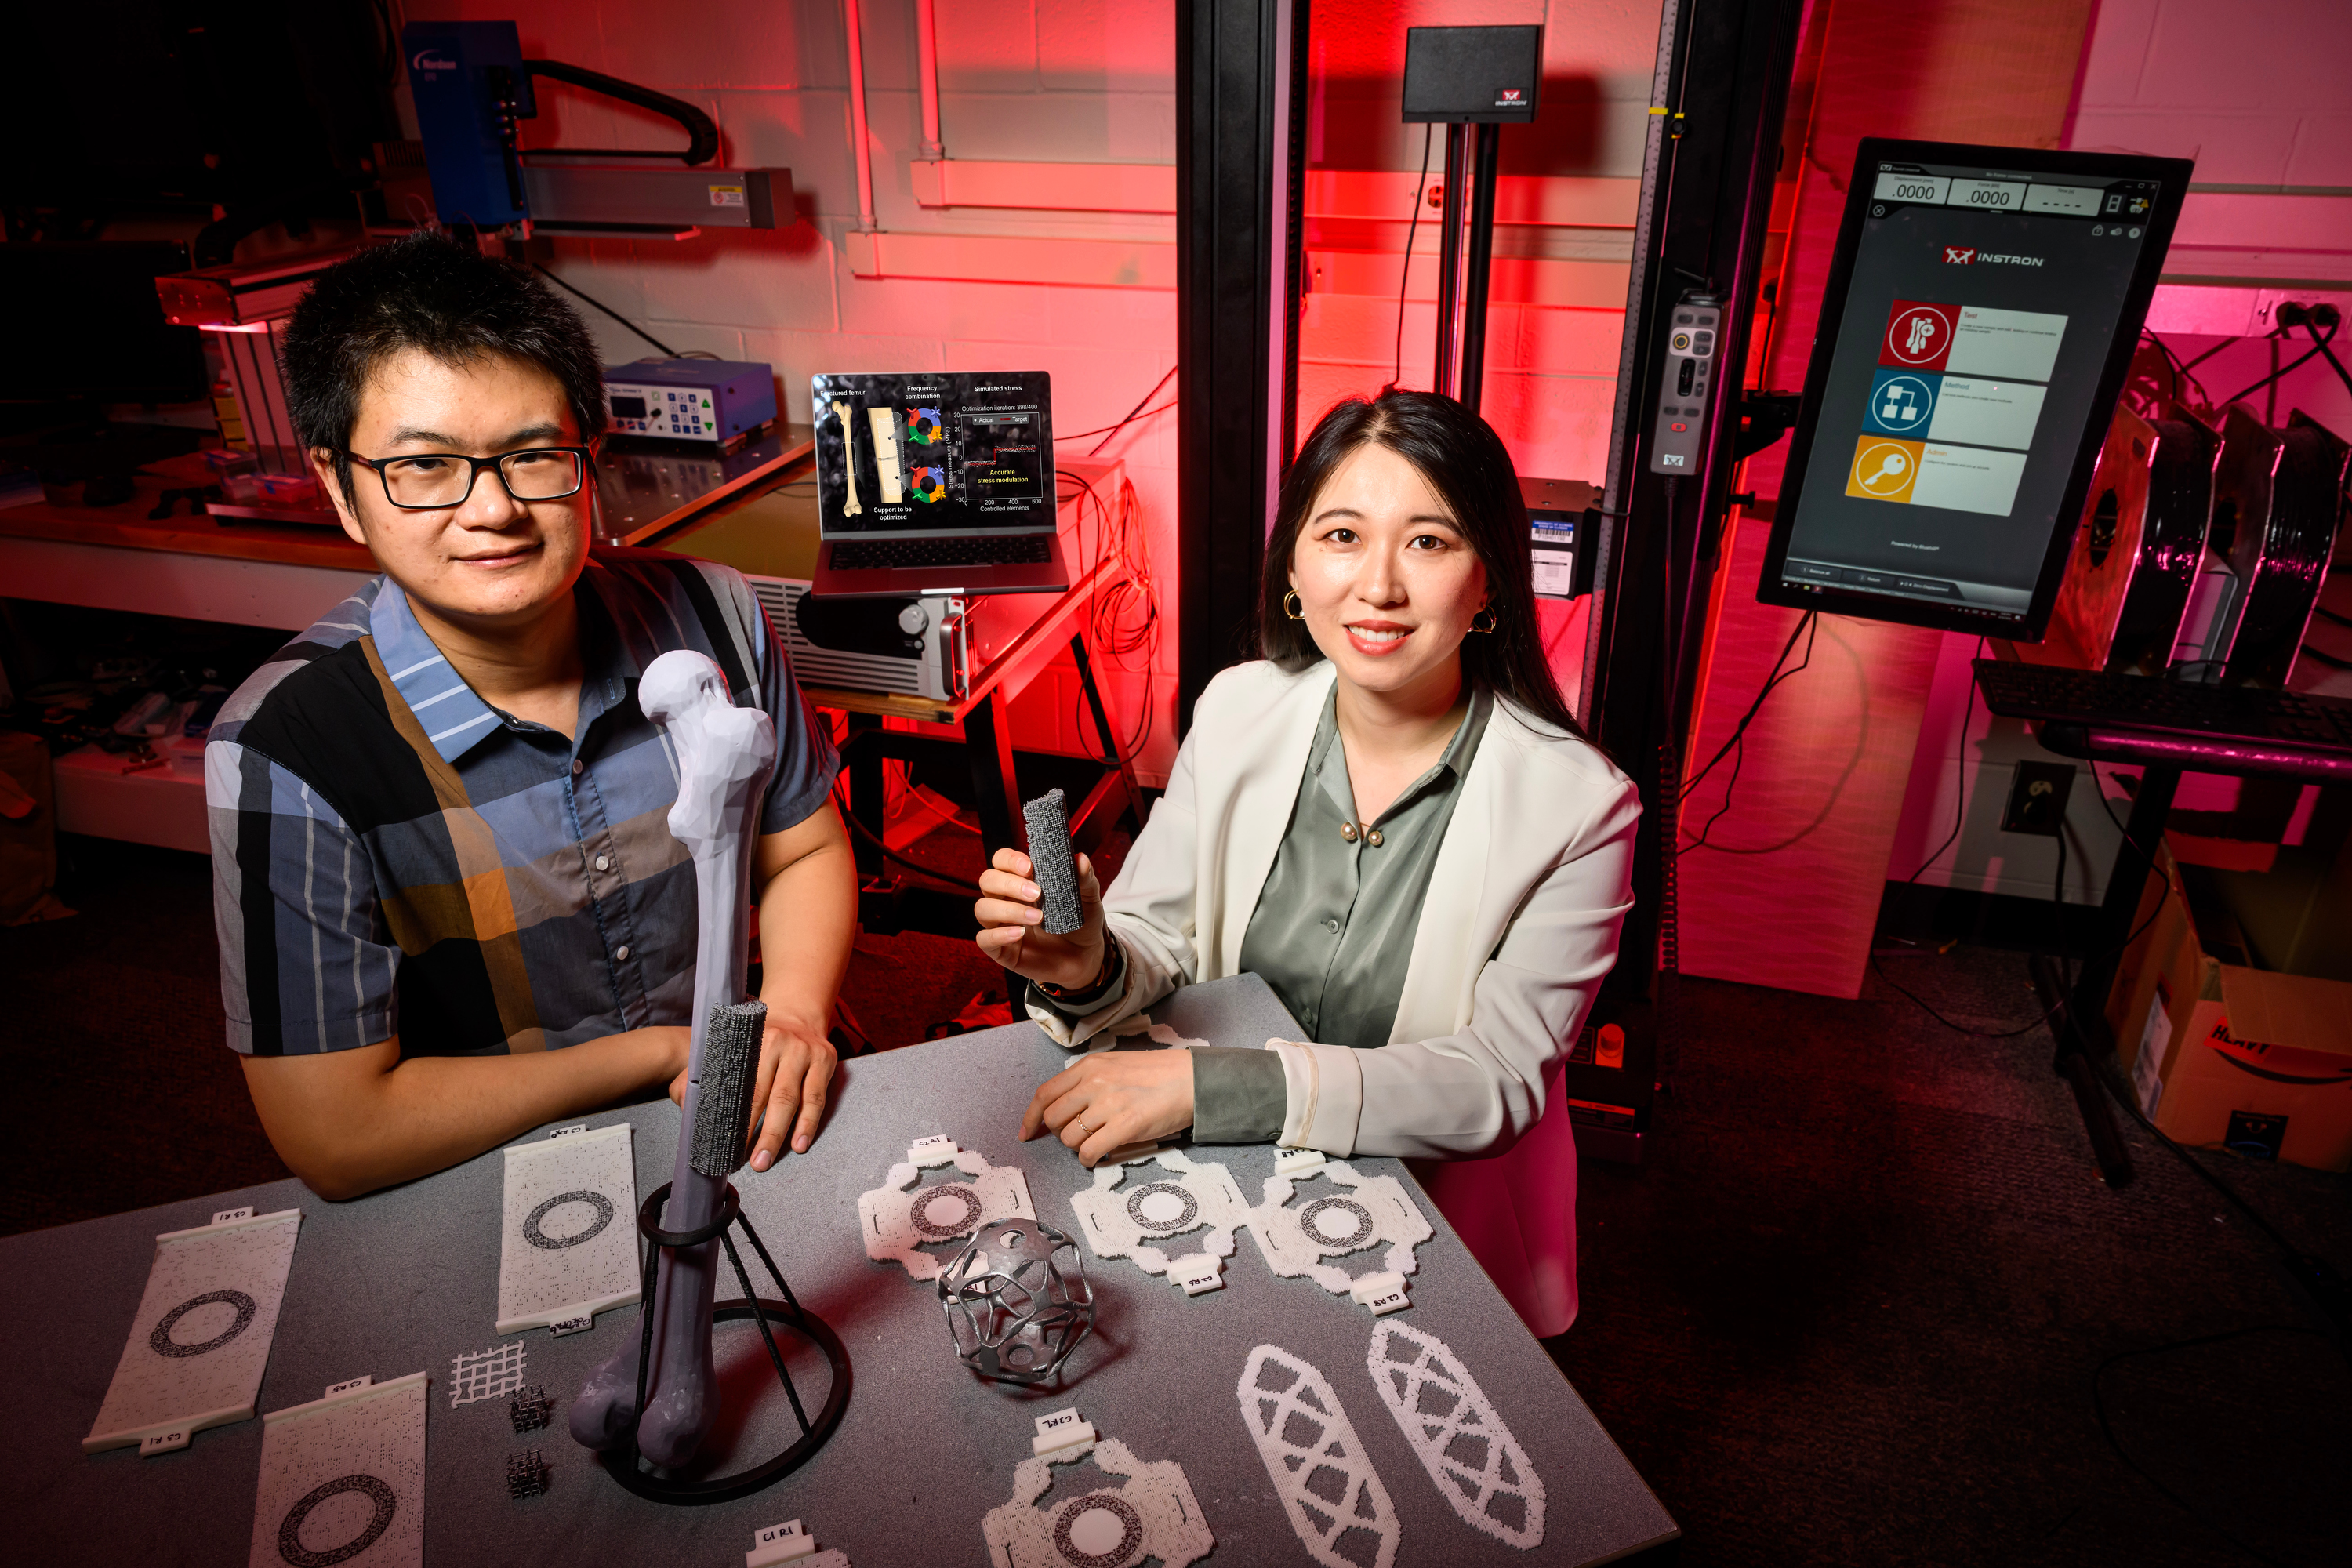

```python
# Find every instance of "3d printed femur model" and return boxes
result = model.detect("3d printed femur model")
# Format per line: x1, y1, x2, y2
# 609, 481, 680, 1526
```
572, 650, 774, 1467
939, 1219, 1094, 1384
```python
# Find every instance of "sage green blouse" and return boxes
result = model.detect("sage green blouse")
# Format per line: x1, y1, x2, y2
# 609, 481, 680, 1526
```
1043, 684, 1492, 1142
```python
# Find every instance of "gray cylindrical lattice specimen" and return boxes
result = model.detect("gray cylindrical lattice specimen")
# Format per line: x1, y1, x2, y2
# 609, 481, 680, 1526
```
1022, 788, 1083, 934
689, 1000, 768, 1178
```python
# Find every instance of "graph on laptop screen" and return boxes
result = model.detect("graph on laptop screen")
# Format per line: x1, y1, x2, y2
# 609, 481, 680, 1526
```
1757, 140, 2192, 639
811, 371, 1056, 538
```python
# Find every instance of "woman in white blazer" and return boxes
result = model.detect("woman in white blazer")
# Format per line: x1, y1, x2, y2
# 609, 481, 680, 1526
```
975, 390, 1640, 1335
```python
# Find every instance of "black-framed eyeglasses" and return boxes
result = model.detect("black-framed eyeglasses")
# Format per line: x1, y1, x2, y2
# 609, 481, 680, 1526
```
344, 447, 593, 510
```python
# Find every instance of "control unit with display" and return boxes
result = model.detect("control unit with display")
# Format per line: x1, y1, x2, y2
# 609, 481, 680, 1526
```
602, 358, 779, 445
1648, 292, 1722, 475
1756, 140, 2190, 638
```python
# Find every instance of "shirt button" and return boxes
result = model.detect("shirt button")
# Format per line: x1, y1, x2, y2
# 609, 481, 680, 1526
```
614, 944, 630, 961
571, 759, 584, 776
1367, 827, 1384, 848
1324, 917, 1341, 934
1340, 822, 1358, 843
593, 854, 610, 872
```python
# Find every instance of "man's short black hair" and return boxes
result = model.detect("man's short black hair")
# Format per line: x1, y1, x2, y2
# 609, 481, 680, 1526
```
281, 232, 607, 504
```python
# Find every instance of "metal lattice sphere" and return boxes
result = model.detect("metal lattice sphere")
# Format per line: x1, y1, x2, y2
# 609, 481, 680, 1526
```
938, 1218, 1094, 1384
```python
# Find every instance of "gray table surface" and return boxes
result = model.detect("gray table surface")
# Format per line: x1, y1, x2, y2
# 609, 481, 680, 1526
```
5, 975, 1677, 1566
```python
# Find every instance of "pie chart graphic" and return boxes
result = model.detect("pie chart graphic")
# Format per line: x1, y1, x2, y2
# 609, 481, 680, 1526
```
907, 408, 946, 444
909, 466, 947, 503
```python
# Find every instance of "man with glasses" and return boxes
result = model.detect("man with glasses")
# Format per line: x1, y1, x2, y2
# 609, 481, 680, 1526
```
207, 233, 856, 1199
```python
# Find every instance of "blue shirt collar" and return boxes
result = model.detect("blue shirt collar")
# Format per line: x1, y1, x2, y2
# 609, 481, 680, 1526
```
368, 567, 640, 765
371, 583, 504, 764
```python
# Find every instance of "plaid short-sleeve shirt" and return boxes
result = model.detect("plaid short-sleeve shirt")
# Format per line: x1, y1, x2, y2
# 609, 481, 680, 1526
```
206, 551, 840, 1058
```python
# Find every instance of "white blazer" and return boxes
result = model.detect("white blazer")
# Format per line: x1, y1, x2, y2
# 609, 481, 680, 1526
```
1025, 658, 1641, 1334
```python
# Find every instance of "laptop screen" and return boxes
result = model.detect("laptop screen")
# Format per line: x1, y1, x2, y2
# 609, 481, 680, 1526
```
811, 370, 1057, 538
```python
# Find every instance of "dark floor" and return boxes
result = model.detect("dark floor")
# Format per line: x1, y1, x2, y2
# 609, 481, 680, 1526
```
3, 835, 2347, 1566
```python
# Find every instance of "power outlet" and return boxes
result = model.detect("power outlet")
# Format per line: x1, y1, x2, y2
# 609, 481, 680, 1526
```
2002, 760, 2076, 837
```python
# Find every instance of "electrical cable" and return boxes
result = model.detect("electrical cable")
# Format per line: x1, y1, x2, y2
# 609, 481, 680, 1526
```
2216, 318, 2336, 410
2140, 330, 2212, 409
1393, 125, 1435, 390
1871, 760, 2172, 1040
1676, 611, 1817, 804
2092, 1327, 2336, 1568
1675, 613, 1820, 855
830, 775, 982, 894
1898, 638, 1987, 884
1052, 368, 1178, 451
2301, 317, 2352, 402
1061, 470, 1160, 765
529, 263, 679, 357
886, 759, 978, 834
1088, 367, 1176, 456
2176, 336, 2239, 379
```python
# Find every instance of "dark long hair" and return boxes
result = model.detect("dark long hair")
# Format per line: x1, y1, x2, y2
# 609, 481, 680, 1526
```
1258, 390, 1588, 739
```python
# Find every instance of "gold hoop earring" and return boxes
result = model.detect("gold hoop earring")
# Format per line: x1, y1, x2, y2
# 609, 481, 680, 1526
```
1469, 604, 1499, 634
1283, 589, 1305, 621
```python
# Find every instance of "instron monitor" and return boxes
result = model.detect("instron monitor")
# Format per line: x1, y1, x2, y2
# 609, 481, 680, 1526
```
1757, 140, 2193, 638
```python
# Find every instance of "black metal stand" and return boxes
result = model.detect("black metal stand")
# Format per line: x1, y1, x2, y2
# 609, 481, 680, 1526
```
599, 1181, 851, 1505
1429, 122, 1501, 411
2038, 761, 2181, 1189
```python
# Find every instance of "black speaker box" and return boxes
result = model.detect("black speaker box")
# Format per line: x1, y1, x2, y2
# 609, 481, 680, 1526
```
1403, 26, 1542, 125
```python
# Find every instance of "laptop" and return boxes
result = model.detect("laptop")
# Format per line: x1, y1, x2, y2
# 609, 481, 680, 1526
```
809, 370, 1072, 597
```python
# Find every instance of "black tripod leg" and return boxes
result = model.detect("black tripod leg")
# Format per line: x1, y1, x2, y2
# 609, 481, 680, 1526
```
735, 1213, 807, 1319
719, 1229, 812, 1435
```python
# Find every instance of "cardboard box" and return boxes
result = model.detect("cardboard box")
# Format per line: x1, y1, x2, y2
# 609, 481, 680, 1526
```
2105, 838, 2352, 1171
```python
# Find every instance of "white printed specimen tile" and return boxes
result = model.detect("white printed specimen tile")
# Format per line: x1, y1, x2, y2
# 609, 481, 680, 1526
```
1367, 1321, 1545, 1548
249, 1372, 427, 1568
1247, 1160, 1432, 1309
1067, 1149, 1249, 1294
85, 1208, 302, 1454
982, 1426, 1213, 1568
1237, 1345, 1398, 1568
857, 1134, 1035, 1283
497, 1123, 641, 1334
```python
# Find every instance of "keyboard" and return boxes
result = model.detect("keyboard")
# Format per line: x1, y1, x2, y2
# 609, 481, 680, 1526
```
1972, 659, 2352, 753
829, 534, 1054, 571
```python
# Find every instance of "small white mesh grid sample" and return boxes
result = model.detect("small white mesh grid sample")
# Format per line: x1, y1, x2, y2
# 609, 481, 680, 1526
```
448, 1341, 526, 1407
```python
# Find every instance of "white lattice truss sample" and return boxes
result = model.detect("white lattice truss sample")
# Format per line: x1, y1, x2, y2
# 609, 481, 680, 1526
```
1238, 1345, 1399, 1568
1367, 1321, 1547, 1548
982, 1436, 1215, 1568
1066, 1149, 1249, 1290
1247, 1160, 1432, 1296
857, 1136, 1036, 1283
448, 1341, 526, 1407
